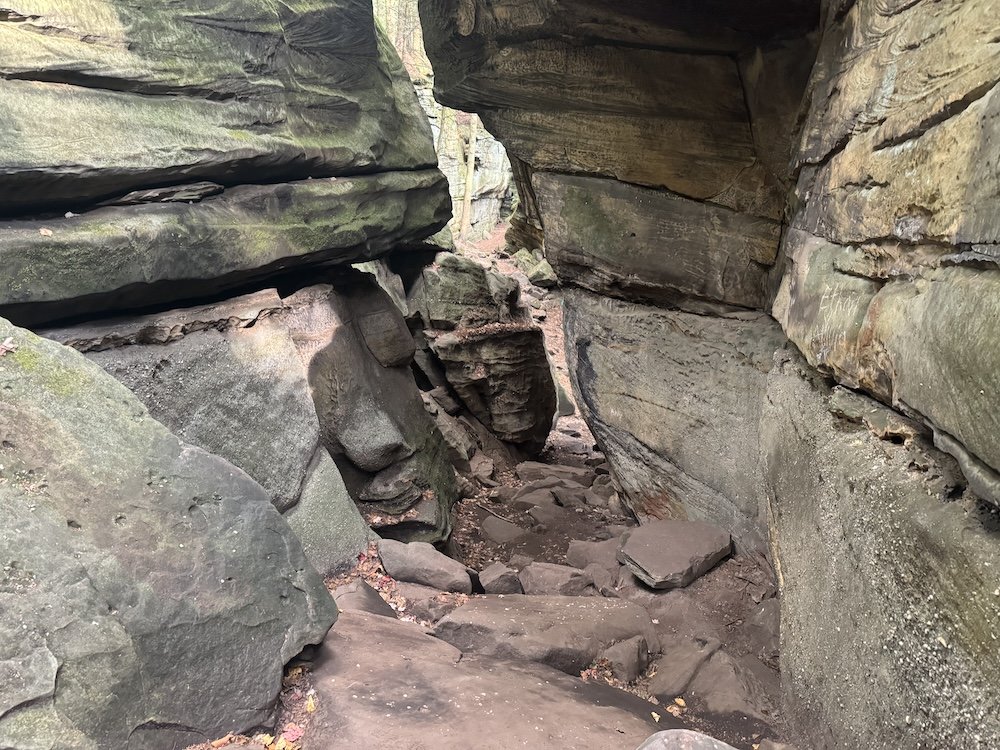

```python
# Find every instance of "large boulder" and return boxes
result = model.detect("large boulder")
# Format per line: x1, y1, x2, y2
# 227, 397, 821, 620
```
404, 252, 558, 456
0, 319, 336, 748
418, 0, 814, 211
46, 291, 337, 517
0, 0, 451, 327
0, 0, 436, 212
48, 273, 461, 552
431, 324, 556, 452
0, 172, 450, 328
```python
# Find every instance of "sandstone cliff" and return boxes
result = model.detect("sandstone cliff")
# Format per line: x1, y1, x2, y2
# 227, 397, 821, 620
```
419, 0, 1000, 746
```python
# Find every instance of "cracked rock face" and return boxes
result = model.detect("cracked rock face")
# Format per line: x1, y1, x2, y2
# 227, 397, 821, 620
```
405, 252, 558, 455
0, 319, 337, 748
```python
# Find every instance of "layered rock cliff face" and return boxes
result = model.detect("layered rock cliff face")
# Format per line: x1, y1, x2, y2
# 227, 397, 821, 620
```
420, 0, 1000, 746
0, 0, 450, 324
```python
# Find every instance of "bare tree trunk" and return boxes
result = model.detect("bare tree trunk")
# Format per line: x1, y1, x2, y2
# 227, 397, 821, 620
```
460, 116, 479, 239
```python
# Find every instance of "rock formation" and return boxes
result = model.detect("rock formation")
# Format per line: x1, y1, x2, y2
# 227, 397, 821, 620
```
0, 320, 336, 747
419, 0, 1000, 746
402, 251, 558, 458
0, 0, 450, 328
0, 0, 458, 744
3, 0, 998, 747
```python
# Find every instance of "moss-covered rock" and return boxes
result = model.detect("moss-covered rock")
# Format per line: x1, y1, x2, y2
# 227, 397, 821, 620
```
406, 252, 520, 330
0, 170, 450, 327
0, 317, 336, 747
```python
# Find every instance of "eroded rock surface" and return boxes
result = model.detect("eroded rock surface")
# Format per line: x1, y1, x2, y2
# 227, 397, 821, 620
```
432, 595, 659, 675
403, 252, 558, 456
0, 320, 336, 748
305, 611, 666, 749
45, 272, 460, 551
420, 1, 1000, 747
0, 0, 450, 327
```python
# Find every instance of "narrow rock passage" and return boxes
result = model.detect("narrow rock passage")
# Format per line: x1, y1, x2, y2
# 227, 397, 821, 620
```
183, 230, 787, 750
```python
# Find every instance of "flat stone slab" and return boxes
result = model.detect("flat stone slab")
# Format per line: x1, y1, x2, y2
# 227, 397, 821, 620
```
432, 595, 660, 674
518, 562, 599, 596
482, 515, 528, 544
516, 460, 596, 487
618, 520, 732, 589
378, 539, 472, 593
306, 611, 669, 748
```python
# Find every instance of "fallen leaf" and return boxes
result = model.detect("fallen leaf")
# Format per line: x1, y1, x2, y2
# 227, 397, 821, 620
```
305, 694, 317, 713
674, 697, 686, 708
0, 337, 17, 357
39, 228, 53, 237
666, 704, 683, 717
210, 735, 233, 748
650, 711, 661, 723
283, 723, 305, 742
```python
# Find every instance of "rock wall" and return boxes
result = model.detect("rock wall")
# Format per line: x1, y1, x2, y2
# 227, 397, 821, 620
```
770, 2, 1000, 745
420, 0, 1000, 746
374, 0, 514, 241
420, 0, 817, 548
